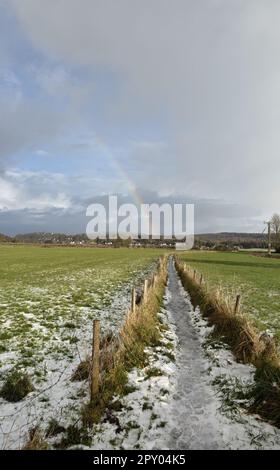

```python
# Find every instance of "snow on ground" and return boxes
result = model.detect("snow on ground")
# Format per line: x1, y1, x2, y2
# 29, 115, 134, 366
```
166, 259, 280, 450
2, 257, 280, 450
0, 263, 157, 450
71, 296, 178, 450
80, 259, 280, 450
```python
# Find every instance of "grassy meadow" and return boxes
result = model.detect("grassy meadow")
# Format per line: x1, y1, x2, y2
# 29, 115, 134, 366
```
0, 245, 165, 378
178, 251, 280, 340
0, 244, 279, 448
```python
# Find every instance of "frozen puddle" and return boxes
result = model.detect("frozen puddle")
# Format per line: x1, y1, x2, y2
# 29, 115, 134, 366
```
167, 259, 280, 450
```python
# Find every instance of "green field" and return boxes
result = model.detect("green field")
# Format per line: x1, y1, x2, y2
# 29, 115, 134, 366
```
178, 251, 280, 339
0, 245, 168, 448
0, 245, 164, 374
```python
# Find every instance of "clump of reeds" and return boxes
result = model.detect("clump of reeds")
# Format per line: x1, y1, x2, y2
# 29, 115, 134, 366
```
23, 426, 48, 450
0, 368, 34, 402
71, 358, 90, 381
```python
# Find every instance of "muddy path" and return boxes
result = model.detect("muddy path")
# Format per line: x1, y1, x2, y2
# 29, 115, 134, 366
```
166, 258, 280, 450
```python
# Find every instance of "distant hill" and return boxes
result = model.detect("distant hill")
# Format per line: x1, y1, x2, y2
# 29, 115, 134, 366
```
0, 233, 13, 243
0, 231, 268, 249
195, 232, 267, 249
14, 232, 88, 244
196, 232, 265, 241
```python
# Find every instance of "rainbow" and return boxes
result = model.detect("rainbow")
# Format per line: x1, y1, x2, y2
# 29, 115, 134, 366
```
100, 141, 144, 207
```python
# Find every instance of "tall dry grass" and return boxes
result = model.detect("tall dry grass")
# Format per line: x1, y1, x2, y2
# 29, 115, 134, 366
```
82, 256, 168, 426
175, 256, 280, 426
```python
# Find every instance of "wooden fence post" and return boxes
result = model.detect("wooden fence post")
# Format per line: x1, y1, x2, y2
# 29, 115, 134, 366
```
91, 319, 100, 401
154, 274, 158, 286
200, 274, 203, 285
143, 279, 148, 302
131, 287, 136, 313
234, 294, 241, 314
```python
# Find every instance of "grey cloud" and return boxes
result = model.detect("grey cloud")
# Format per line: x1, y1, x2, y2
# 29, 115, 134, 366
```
2, 0, 279, 229
0, 170, 71, 211
9, 0, 279, 206
0, 100, 67, 159
0, 68, 78, 165
0, 184, 264, 235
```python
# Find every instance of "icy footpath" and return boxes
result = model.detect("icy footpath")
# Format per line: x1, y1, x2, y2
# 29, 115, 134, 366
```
167, 259, 280, 450
81, 260, 280, 450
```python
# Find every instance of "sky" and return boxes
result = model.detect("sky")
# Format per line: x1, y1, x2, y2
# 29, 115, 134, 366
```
0, 0, 279, 235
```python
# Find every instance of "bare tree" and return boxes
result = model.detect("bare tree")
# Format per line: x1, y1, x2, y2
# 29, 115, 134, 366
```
270, 213, 280, 253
